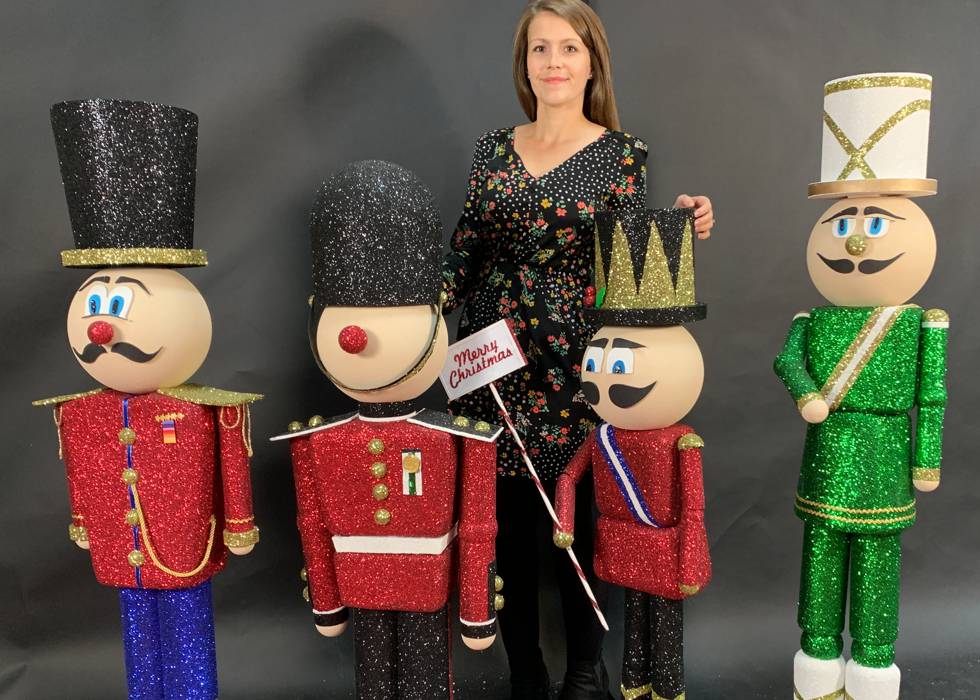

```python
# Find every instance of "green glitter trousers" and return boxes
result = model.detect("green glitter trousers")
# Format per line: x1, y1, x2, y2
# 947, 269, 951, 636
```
799, 522, 901, 668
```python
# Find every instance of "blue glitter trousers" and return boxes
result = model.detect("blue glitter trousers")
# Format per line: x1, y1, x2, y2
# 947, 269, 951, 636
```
118, 580, 218, 700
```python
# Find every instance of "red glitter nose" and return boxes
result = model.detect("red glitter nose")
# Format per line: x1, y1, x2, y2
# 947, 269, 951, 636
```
338, 325, 368, 354
87, 320, 114, 345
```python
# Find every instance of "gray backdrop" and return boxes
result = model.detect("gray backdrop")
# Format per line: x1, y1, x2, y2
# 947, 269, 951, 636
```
1, 1, 977, 698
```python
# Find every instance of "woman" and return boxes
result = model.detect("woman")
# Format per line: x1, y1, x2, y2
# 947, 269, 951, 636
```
442, 2, 715, 698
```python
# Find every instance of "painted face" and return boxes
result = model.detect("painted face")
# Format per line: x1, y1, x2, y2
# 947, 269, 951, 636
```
807, 196, 936, 306
315, 305, 448, 403
526, 11, 592, 111
580, 324, 703, 430
66, 267, 212, 394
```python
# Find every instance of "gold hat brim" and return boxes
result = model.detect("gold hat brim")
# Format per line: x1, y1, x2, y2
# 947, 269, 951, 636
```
61, 247, 208, 268
807, 178, 937, 199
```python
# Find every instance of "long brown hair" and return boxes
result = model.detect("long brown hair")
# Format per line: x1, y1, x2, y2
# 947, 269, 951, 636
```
512, 0, 620, 131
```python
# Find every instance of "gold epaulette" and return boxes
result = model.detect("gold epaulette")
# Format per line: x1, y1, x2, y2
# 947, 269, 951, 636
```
922, 308, 949, 326
677, 433, 705, 450
157, 384, 263, 406
32, 388, 104, 407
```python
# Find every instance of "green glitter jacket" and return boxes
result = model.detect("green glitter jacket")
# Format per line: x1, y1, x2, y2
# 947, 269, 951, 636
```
774, 305, 948, 534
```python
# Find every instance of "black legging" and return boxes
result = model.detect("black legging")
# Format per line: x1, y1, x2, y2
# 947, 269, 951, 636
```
495, 474, 607, 684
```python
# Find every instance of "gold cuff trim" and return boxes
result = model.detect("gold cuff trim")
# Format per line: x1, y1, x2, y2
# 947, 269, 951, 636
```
224, 527, 260, 548
61, 247, 208, 268
825, 74, 931, 95
651, 690, 685, 700
677, 433, 704, 450
796, 392, 823, 410
68, 524, 88, 542
794, 687, 844, 700
912, 467, 940, 481
553, 530, 574, 549
795, 493, 914, 515
225, 515, 255, 524
621, 683, 652, 700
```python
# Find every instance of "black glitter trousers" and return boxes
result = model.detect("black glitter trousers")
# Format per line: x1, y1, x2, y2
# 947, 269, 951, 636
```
351, 605, 451, 699
621, 590, 684, 700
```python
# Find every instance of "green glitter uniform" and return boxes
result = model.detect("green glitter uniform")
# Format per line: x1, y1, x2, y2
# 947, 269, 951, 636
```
774, 304, 947, 667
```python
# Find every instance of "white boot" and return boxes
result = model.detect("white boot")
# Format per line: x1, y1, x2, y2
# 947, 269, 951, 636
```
844, 659, 900, 700
793, 649, 845, 699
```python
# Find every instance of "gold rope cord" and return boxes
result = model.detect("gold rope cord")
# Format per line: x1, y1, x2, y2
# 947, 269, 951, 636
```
825, 100, 931, 180
52, 406, 64, 460
132, 486, 217, 578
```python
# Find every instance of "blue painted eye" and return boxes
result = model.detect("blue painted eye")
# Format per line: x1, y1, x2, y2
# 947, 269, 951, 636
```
108, 295, 125, 316
833, 218, 855, 237
611, 360, 626, 374
864, 217, 890, 237
585, 358, 596, 372
87, 294, 102, 315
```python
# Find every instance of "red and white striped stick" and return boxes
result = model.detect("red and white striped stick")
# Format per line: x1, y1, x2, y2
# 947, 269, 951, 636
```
488, 382, 609, 631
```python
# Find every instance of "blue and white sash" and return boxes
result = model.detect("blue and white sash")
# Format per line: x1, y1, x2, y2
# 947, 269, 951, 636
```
596, 423, 662, 528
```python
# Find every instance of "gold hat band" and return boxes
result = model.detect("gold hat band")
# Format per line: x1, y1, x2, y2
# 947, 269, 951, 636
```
807, 178, 937, 199
61, 247, 208, 268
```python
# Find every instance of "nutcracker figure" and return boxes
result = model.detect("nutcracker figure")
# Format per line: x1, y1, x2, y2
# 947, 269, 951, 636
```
553, 208, 710, 700
775, 73, 947, 700
270, 160, 502, 699
34, 99, 261, 700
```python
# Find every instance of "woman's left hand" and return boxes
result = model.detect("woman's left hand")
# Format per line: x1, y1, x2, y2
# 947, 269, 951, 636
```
673, 194, 714, 239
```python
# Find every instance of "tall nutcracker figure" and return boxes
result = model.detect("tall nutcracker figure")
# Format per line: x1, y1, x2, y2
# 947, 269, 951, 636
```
34, 99, 261, 700
775, 73, 947, 700
554, 208, 711, 700
271, 160, 502, 699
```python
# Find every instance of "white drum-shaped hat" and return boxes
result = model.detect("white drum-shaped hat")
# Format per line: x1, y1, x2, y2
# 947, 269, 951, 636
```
808, 72, 936, 198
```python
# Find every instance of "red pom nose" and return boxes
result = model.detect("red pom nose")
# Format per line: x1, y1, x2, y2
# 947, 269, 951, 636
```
338, 325, 368, 354
87, 320, 114, 345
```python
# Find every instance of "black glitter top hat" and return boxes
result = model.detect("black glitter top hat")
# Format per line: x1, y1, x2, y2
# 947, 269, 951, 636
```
584, 207, 706, 327
310, 160, 442, 308
50, 98, 205, 268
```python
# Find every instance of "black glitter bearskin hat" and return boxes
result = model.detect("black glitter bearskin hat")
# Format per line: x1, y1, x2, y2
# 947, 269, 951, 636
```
584, 207, 706, 327
50, 98, 205, 268
309, 160, 442, 309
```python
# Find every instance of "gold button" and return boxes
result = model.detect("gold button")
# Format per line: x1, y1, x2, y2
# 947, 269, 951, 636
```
371, 462, 387, 479
128, 550, 145, 567
302, 586, 310, 602
494, 575, 504, 592
308, 415, 325, 428
453, 416, 470, 427
118, 427, 136, 445
494, 594, 505, 611
287, 421, 304, 432
475, 421, 491, 433
402, 455, 421, 474
367, 438, 384, 455
121, 469, 139, 485
374, 508, 391, 526
124, 509, 139, 526
300, 568, 308, 582
372, 484, 389, 501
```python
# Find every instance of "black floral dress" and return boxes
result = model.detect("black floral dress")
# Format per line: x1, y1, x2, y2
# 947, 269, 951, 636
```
443, 127, 647, 480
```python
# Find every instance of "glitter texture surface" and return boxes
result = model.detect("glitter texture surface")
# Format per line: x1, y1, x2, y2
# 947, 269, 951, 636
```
50, 99, 203, 268
555, 424, 710, 601
310, 160, 442, 308
49, 389, 258, 588
120, 581, 218, 699
623, 589, 685, 700
286, 407, 497, 622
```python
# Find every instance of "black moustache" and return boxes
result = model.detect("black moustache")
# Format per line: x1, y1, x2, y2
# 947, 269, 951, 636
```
73, 342, 161, 364
609, 381, 657, 409
858, 253, 904, 274
581, 381, 600, 405
817, 254, 855, 274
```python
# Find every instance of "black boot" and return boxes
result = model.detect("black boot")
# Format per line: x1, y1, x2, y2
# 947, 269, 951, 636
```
558, 659, 614, 700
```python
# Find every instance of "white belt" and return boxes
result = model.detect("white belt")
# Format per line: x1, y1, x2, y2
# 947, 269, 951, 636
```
332, 523, 458, 555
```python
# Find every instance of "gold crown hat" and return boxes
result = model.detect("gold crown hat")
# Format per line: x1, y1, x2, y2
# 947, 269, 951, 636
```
584, 208, 705, 327
808, 72, 937, 199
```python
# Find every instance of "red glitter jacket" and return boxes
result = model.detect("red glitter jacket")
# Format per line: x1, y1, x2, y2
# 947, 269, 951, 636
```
34, 385, 261, 590
555, 423, 710, 600
278, 408, 501, 639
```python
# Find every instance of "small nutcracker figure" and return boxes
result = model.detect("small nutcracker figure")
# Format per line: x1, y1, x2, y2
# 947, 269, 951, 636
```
271, 160, 502, 699
34, 99, 261, 700
776, 73, 947, 700
553, 208, 710, 700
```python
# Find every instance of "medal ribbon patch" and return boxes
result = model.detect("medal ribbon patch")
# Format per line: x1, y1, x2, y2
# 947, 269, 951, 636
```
161, 419, 177, 444
402, 450, 422, 495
